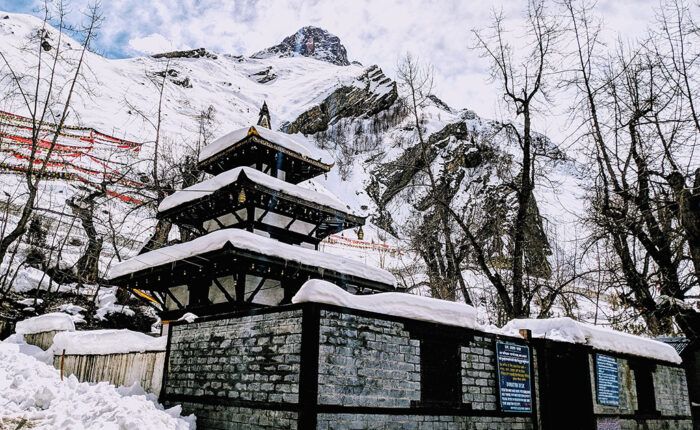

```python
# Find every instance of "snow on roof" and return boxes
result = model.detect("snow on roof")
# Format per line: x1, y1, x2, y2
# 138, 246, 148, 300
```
158, 166, 353, 214
15, 312, 75, 335
107, 228, 396, 287
52, 329, 166, 355
198, 125, 331, 164
292, 279, 477, 329
502, 317, 681, 364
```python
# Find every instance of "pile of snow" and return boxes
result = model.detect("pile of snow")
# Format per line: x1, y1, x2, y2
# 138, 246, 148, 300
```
292, 279, 477, 329
17, 298, 43, 306
177, 313, 198, 323
0, 342, 194, 429
502, 317, 681, 364
95, 286, 135, 320
52, 329, 166, 355
11, 267, 53, 293
57, 303, 87, 324
159, 166, 353, 214
15, 312, 75, 335
199, 125, 331, 164
107, 228, 396, 287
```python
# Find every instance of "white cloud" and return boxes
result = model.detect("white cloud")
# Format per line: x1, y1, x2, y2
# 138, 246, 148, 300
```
127, 33, 191, 55
2, 0, 660, 144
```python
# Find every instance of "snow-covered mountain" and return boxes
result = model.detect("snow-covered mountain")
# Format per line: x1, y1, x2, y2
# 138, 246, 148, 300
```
0, 11, 594, 325
252, 26, 351, 66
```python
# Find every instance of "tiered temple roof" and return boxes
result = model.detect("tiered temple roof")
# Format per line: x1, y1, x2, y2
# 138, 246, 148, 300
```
197, 125, 332, 183
108, 106, 397, 319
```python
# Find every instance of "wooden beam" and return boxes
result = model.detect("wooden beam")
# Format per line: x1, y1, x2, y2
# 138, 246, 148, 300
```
212, 277, 235, 303
235, 271, 246, 302
246, 277, 267, 303
164, 288, 185, 310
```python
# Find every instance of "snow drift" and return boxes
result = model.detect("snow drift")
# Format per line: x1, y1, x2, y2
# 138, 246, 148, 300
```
0, 342, 194, 429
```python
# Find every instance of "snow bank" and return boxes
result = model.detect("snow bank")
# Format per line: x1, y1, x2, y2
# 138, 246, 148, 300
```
502, 317, 681, 364
15, 312, 75, 335
52, 329, 166, 355
0, 343, 194, 429
107, 228, 396, 287
292, 279, 477, 329
199, 125, 331, 164
158, 166, 352, 214
11, 267, 53, 293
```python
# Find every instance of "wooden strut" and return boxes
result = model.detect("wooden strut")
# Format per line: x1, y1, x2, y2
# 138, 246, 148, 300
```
212, 277, 235, 303
60, 349, 66, 381
246, 277, 267, 303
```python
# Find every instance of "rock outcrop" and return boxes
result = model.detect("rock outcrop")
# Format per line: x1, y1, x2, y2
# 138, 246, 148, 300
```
282, 65, 397, 134
252, 26, 350, 66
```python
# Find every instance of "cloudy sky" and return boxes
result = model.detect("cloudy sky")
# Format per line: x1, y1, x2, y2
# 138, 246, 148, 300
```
1, 0, 659, 141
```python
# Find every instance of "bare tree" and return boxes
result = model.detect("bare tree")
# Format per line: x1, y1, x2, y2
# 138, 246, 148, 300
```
0, 1, 102, 265
462, 0, 560, 317
396, 53, 472, 304
563, 0, 699, 337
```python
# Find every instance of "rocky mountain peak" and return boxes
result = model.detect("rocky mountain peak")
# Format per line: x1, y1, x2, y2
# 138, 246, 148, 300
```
252, 26, 350, 66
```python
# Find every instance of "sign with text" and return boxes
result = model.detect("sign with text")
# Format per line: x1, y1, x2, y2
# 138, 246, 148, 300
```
496, 341, 532, 413
595, 353, 620, 406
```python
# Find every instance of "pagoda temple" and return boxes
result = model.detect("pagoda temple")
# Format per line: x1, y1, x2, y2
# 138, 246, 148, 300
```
108, 104, 397, 320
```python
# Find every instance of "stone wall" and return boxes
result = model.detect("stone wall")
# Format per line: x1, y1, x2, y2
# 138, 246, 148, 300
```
315, 414, 533, 430
180, 402, 298, 430
163, 309, 303, 430
589, 354, 692, 430
162, 304, 690, 430
461, 335, 498, 410
315, 308, 535, 430
317, 309, 420, 408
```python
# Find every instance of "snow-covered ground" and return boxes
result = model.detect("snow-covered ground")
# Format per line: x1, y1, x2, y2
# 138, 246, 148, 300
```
0, 341, 194, 430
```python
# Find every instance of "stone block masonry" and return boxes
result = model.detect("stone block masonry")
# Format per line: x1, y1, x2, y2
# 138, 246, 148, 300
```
162, 304, 537, 429
160, 303, 690, 430
461, 335, 498, 410
588, 354, 692, 430
317, 310, 421, 408
163, 308, 303, 429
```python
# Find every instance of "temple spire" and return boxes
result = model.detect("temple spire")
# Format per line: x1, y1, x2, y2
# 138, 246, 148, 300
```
257, 101, 271, 129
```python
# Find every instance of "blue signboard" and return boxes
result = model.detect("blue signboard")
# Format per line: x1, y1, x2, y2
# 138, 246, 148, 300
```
496, 341, 532, 413
596, 354, 620, 406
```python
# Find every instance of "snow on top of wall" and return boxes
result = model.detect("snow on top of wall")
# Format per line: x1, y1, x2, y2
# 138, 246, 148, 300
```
198, 125, 331, 164
15, 312, 75, 335
292, 279, 477, 329
502, 317, 681, 364
107, 228, 396, 287
158, 166, 352, 214
52, 329, 166, 355
0, 342, 194, 429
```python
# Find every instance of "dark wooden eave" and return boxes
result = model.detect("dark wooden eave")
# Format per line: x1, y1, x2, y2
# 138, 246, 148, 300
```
197, 133, 332, 183
111, 244, 397, 316
158, 170, 364, 243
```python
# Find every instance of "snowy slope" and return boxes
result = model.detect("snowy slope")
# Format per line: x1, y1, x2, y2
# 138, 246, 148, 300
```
0, 11, 600, 326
